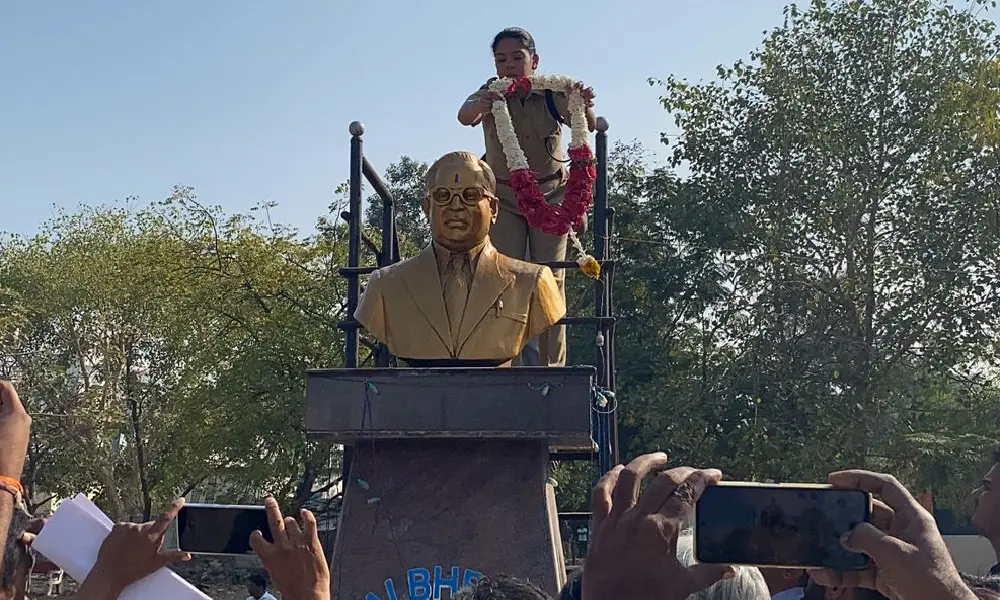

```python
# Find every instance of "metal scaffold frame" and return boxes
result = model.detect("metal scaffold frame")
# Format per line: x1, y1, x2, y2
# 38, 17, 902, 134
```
335, 118, 618, 475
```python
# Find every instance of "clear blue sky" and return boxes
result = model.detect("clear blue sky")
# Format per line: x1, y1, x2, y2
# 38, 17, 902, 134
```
0, 0, 937, 236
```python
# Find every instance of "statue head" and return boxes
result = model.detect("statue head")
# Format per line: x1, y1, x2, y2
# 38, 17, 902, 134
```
422, 151, 499, 252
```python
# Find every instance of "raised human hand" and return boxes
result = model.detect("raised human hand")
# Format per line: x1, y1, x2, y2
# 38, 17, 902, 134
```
810, 470, 976, 600
77, 499, 191, 599
249, 497, 330, 600
574, 82, 596, 107
477, 90, 506, 113
0, 381, 31, 482
582, 453, 734, 600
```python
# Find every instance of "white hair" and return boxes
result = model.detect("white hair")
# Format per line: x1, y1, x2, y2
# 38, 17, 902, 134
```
676, 531, 771, 600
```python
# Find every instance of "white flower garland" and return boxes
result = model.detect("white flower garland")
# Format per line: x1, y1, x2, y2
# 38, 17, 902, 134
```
486, 74, 598, 271
487, 74, 591, 172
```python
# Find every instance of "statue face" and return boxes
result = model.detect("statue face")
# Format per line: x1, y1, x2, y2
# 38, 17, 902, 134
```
425, 163, 497, 252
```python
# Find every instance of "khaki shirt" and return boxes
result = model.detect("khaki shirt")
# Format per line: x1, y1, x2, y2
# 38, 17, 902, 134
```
467, 81, 571, 211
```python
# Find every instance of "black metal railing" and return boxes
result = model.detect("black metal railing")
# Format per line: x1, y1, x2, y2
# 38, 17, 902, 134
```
338, 118, 618, 476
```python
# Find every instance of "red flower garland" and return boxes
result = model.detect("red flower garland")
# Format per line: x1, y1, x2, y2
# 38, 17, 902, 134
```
509, 146, 596, 236
498, 77, 597, 236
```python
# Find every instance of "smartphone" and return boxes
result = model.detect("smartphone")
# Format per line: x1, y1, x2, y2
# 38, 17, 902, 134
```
694, 482, 872, 570
175, 503, 273, 556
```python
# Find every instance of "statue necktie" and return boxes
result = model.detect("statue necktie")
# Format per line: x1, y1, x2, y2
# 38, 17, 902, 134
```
443, 253, 473, 346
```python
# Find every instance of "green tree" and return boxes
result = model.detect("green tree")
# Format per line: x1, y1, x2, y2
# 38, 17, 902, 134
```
0, 192, 348, 518
648, 0, 1000, 485
362, 155, 431, 250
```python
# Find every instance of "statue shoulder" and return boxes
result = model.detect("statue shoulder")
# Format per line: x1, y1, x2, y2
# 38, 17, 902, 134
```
370, 252, 426, 282
495, 253, 550, 281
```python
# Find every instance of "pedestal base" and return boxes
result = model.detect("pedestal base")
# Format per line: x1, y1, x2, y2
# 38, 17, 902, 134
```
330, 440, 566, 599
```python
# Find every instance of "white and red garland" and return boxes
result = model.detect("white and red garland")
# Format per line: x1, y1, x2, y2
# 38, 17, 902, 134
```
487, 74, 600, 278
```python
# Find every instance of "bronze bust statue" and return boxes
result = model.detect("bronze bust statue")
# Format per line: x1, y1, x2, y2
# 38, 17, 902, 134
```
355, 151, 566, 366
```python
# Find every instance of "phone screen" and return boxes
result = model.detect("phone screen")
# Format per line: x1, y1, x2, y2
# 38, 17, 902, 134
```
695, 484, 871, 570
176, 505, 273, 555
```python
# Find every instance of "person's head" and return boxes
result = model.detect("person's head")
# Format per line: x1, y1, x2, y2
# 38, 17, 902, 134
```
961, 573, 1000, 600
676, 532, 771, 600
246, 573, 268, 598
972, 446, 1000, 542
423, 151, 499, 252
453, 574, 553, 600
491, 28, 539, 79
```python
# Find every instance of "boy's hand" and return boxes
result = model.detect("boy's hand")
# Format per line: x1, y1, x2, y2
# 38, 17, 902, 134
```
574, 82, 596, 107
477, 91, 506, 113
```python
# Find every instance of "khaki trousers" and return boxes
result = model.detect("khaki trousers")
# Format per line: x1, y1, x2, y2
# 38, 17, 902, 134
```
490, 205, 567, 367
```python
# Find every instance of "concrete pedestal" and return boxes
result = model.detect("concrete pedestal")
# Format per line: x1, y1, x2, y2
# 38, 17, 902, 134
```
305, 367, 594, 599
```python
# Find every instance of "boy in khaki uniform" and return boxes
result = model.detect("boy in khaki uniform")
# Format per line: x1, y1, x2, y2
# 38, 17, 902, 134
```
458, 27, 596, 367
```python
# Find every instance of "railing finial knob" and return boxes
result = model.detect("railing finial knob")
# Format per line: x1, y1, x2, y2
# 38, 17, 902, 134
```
349, 121, 366, 137
595, 116, 610, 132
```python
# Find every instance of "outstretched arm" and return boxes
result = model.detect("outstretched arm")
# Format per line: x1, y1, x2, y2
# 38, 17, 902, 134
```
459, 89, 487, 126
459, 84, 505, 127
0, 381, 30, 573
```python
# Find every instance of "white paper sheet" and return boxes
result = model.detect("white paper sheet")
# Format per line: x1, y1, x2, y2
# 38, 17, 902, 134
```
33, 496, 212, 600
72, 493, 112, 527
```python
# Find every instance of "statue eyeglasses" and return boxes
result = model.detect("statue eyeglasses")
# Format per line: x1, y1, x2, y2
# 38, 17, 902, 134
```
429, 186, 497, 207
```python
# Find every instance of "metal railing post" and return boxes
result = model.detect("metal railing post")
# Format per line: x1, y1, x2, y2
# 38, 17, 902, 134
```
346, 121, 364, 369
593, 117, 612, 476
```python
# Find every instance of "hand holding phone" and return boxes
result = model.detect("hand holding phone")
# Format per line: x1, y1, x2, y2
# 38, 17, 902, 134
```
811, 471, 976, 600
79, 498, 191, 598
174, 499, 330, 600
583, 454, 736, 600
249, 497, 330, 600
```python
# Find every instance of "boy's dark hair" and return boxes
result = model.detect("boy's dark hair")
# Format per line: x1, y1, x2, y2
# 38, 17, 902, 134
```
248, 573, 268, 589
2, 507, 32, 589
491, 28, 536, 54
454, 574, 553, 600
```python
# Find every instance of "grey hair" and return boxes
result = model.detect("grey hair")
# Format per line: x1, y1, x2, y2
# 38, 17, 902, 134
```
676, 531, 771, 600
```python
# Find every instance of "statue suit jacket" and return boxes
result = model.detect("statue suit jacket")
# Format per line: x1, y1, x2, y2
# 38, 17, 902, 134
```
355, 240, 566, 363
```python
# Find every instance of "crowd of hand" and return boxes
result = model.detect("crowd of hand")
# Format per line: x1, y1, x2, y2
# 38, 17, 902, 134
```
578, 453, 988, 600
65, 496, 330, 600
0, 379, 996, 600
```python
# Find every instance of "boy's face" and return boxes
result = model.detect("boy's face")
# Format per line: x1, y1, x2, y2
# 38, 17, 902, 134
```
493, 38, 538, 79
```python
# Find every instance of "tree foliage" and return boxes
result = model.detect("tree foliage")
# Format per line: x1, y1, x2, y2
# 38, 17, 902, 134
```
641, 0, 1000, 503
0, 190, 346, 519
